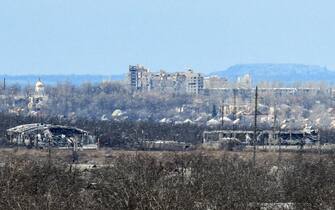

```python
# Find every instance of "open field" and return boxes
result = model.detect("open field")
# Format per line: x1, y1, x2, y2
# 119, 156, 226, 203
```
0, 148, 335, 209
1, 147, 333, 164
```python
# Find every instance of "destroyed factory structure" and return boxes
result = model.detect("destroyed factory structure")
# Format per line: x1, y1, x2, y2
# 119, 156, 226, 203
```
7, 123, 96, 149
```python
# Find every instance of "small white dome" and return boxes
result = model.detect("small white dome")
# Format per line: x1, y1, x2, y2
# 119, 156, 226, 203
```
183, 119, 193, 124
35, 80, 44, 88
35, 79, 45, 95
207, 119, 220, 126
112, 109, 124, 117
159, 118, 172, 123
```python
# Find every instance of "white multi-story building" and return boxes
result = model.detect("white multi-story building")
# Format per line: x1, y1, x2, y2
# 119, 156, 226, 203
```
204, 76, 228, 89
184, 69, 204, 94
128, 65, 204, 94
128, 65, 151, 91
237, 73, 252, 89
150, 70, 176, 93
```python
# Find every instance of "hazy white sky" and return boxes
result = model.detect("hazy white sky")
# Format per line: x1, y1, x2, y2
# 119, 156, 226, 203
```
1, 0, 334, 75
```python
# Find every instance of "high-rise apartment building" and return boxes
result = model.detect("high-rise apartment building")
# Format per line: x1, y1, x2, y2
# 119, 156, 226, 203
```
128, 65, 204, 94
185, 69, 204, 94
128, 65, 151, 91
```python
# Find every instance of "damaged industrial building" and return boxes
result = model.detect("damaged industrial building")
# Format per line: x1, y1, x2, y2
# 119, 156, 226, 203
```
6, 123, 96, 149
203, 129, 320, 150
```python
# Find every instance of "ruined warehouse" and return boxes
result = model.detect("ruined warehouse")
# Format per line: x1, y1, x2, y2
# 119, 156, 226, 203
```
7, 123, 96, 149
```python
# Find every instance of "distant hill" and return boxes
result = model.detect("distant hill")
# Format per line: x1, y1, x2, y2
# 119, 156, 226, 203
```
210, 64, 335, 84
0, 74, 125, 85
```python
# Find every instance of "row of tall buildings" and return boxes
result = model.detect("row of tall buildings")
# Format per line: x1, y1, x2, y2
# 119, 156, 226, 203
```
128, 64, 252, 94
128, 65, 204, 94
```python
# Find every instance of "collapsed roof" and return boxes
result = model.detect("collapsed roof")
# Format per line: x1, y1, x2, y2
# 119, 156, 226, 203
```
7, 123, 89, 136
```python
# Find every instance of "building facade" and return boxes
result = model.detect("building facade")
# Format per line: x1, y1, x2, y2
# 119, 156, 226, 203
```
128, 65, 151, 91
237, 74, 252, 89
128, 65, 204, 94
204, 76, 228, 89
184, 69, 204, 94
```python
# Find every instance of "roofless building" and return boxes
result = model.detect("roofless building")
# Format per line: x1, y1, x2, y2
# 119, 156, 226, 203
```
6, 123, 96, 149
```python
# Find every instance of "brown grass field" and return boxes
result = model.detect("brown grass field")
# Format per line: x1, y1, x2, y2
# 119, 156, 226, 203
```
0, 147, 330, 165
0, 147, 334, 209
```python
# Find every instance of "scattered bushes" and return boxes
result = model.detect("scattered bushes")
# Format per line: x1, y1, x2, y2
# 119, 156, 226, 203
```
0, 152, 334, 209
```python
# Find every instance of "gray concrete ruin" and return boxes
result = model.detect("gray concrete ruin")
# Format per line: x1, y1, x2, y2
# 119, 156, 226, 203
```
203, 129, 319, 148
7, 123, 96, 149
140, 140, 192, 151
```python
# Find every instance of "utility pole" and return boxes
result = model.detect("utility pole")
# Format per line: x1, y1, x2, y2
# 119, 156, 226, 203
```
221, 100, 224, 129
272, 102, 277, 151
3, 78, 6, 111
48, 136, 52, 167
233, 89, 238, 139
318, 130, 321, 158
233, 89, 237, 121
253, 86, 258, 165
278, 124, 282, 162
72, 137, 79, 163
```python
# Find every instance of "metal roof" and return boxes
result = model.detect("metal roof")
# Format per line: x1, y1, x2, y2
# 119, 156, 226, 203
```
7, 123, 88, 135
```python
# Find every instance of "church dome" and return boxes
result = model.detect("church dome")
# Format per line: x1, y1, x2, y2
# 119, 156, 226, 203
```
35, 79, 45, 95
35, 80, 44, 88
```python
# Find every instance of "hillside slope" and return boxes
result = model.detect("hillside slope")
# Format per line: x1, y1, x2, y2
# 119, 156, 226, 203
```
210, 64, 335, 84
